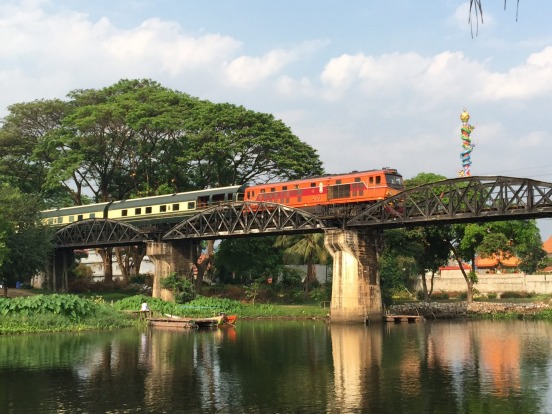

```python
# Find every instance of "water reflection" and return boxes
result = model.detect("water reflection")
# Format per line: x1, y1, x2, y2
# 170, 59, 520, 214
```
1, 321, 552, 413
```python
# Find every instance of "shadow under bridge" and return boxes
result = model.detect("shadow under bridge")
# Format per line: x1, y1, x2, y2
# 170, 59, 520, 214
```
163, 201, 327, 240
347, 175, 552, 229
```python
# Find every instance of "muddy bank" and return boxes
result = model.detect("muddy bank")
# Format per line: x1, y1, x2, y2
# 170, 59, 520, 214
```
388, 301, 552, 319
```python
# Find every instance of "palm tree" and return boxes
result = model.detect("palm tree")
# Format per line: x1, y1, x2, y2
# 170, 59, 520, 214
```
274, 233, 330, 292
469, 1, 520, 36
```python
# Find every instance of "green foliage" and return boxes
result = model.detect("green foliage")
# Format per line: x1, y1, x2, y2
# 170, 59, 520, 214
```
0, 294, 98, 322
113, 294, 175, 316
160, 272, 195, 303
215, 236, 284, 284
431, 291, 450, 301
244, 278, 264, 305
279, 267, 303, 287
309, 284, 331, 303
0, 185, 54, 283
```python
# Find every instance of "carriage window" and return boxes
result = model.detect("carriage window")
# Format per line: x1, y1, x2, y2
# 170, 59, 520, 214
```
355, 177, 361, 182
376, 176, 381, 184
369, 177, 374, 184
135, 208, 142, 215
57, 217, 63, 224
77, 214, 83, 221
282, 186, 287, 190
48, 219, 53, 225
89, 213, 95, 219
160, 205, 167, 213
145, 207, 152, 214
310, 183, 316, 187
260, 189, 265, 193
122, 210, 128, 217
173, 204, 180, 211
69, 216, 74, 222
270, 187, 276, 192
294, 185, 299, 189
188, 202, 195, 209
336, 180, 341, 184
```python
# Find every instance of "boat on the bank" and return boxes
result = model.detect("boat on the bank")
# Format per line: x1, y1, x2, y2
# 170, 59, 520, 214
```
148, 314, 237, 329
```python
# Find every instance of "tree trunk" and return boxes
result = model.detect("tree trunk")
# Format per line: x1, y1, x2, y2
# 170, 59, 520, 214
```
429, 270, 435, 297
449, 245, 474, 303
97, 248, 113, 282
130, 245, 146, 277
114, 248, 130, 284
420, 272, 429, 301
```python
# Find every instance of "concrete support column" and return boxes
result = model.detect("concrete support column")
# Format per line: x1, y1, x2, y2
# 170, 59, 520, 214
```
45, 248, 73, 292
325, 228, 383, 323
147, 240, 195, 301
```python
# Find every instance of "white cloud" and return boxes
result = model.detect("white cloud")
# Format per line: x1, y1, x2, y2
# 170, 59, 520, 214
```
476, 46, 552, 100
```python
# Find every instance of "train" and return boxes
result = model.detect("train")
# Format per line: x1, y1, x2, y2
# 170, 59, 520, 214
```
40, 168, 404, 227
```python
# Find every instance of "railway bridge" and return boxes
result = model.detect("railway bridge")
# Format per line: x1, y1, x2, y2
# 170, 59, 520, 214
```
49, 176, 552, 323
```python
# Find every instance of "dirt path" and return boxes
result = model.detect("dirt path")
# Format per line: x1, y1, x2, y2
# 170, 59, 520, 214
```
2, 288, 35, 298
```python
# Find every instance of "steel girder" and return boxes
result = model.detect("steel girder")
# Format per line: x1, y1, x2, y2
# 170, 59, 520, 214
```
54, 219, 148, 248
347, 176, 552, 228
163, 202, 327, 240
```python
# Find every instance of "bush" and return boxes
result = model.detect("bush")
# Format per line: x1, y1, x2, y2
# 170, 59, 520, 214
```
160, 272, 195, 303
430, 291, 450, 301
0, 294, 95, 321
500, 291, 535, 299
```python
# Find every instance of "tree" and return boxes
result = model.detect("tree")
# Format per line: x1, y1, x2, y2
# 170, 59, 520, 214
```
446, 219, 544, 302
0, 99, 70, 204
179, 101, 324, 188
0, 184, 54, 295
274, 233, 329, 292
0, 79, 324, 288
214, 236, 284, 284
469, 1, 521, 36
404, 173, 451, 301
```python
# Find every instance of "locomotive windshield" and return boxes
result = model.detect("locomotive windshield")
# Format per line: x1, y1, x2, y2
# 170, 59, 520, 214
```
385, 174, 404, 189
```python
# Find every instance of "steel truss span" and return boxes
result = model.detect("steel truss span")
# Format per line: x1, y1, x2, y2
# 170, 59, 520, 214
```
163, 202, 327, 240
54, 219, 148, 248
347, 176, 552, 229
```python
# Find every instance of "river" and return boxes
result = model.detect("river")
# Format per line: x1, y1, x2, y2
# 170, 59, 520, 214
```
1, 320, 551, 413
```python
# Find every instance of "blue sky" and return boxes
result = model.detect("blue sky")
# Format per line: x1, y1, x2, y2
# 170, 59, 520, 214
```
2, 0, 552, 238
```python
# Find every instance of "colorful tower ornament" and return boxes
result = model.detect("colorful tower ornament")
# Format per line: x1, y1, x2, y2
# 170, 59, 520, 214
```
459, 109, 475, 177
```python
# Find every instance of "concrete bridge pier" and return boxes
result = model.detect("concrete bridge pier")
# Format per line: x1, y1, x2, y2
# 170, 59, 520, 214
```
146, 240, 196, 301
44, 248, 74, 292
324, 228, 383, 324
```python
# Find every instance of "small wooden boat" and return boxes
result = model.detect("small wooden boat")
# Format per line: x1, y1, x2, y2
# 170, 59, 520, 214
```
148, 314, 238, 329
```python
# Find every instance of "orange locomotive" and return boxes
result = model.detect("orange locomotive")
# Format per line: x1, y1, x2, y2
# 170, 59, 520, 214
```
243, 168, 404, 211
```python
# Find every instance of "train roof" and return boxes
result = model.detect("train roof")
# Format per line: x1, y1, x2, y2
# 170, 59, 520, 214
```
40, 185, 244, 216
110, 185, 243, 209
41, 203, 110, 218
246, 168, 400, 188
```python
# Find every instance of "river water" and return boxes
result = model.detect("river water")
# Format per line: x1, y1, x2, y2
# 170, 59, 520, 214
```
1, 320, 552, 413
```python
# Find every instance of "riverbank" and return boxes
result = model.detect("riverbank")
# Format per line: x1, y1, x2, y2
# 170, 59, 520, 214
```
388, 301, 552, 319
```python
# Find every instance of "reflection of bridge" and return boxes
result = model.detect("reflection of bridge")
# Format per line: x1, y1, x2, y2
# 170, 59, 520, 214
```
49, 176, 552, 323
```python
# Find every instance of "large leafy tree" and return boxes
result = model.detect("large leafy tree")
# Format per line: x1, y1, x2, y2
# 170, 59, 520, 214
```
402, 173, 450, 301
0, 184, 54, 295
179, 101, 323, 187
214, 236, 285, 284
0, 99, 70, 204
0, 79, 323, 287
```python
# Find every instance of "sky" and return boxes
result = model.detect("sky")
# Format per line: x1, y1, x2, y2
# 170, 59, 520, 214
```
2, 0, 552, 238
